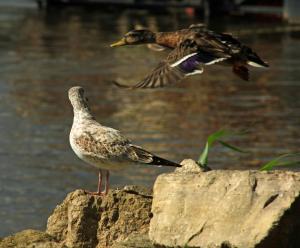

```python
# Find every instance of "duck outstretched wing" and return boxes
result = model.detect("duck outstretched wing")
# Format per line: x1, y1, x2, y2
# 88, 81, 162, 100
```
113, 39, 229, 89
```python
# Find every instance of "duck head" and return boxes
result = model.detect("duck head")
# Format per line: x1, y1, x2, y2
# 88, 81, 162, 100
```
110, 29, 156, 47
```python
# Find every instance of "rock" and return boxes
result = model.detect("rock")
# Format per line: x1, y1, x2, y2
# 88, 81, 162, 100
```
0, 229, 63, 248
149, 160, 300, 248
47, 186, 152, 248
112, 234, 154, 248
4, 166, 300, 248
47, 189, 102, 248
176, 159, 208, 173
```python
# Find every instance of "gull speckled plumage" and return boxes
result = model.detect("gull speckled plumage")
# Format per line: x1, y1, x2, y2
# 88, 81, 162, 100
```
68, 86, 181, 195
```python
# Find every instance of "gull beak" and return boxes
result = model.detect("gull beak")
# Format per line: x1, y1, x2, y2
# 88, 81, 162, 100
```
110, 38, 126, 47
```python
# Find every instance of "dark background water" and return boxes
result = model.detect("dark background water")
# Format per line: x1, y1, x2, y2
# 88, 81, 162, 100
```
0, 0, 299, 236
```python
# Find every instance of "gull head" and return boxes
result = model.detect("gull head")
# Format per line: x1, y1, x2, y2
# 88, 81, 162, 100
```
68, 86, 90, 112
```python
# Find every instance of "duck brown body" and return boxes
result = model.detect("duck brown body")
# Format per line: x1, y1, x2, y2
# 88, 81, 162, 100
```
155, 30, 192, 48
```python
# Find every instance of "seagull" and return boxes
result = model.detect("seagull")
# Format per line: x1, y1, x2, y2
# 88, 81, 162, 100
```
68, 86, 181, 195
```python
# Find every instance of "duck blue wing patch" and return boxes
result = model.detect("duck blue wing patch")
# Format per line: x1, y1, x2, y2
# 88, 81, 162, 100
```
171, 50, 227, 74
176, 53, 201, 73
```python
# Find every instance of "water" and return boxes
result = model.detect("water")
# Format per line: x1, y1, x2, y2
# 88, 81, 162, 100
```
0, 1, 299, 236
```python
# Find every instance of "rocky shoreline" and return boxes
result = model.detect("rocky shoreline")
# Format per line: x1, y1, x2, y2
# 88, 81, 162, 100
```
1, 159, 300, 248
0, 186, 153, 248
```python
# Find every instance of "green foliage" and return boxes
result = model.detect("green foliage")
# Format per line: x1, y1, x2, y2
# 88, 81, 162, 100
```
197, 129, 300, 171
197, 129, 248, 167
259, 153, 300, 171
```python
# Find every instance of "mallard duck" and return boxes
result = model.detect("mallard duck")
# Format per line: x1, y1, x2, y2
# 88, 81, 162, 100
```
110, 24, 268, 88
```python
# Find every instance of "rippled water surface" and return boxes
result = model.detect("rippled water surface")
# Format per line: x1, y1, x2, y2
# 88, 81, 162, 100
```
0, 0, 299, 236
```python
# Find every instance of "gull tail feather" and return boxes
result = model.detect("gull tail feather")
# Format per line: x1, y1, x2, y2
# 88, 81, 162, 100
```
149, 155, 182, 167
130, 145, 181, 167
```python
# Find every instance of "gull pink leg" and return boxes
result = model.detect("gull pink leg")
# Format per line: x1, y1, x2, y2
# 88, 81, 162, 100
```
84, 170, 104, 196
97, 170, 103, 194
102, 170, 110, 195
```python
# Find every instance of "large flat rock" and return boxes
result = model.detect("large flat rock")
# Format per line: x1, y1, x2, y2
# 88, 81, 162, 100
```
149, 159, 300, 248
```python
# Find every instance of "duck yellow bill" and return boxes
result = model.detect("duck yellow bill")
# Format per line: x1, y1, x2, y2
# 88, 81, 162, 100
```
110, 38, 126, 47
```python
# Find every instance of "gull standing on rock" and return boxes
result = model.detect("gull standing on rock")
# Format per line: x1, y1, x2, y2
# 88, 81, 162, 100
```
68, 86, 181, 195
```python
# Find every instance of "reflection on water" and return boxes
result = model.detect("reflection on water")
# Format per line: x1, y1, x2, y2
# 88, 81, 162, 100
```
0, 2, 299, 236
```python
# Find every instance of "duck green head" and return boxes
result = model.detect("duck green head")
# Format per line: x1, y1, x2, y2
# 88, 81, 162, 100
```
110, 29, 155, 47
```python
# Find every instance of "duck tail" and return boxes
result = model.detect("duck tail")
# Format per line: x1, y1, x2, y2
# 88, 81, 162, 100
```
242, 46, 269, 68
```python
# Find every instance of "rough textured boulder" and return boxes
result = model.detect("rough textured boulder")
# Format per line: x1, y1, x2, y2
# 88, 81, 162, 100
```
112, 234, 153, 248
0, 229, 63, 248
47, 186, 152, 248
149, 159, 300, 248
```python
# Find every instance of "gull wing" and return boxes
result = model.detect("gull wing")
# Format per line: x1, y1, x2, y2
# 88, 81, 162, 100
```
73, 126, 180, 167
73, 125, 132, 159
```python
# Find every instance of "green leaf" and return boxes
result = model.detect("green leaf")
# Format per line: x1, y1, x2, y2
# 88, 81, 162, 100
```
275, 161, 300, 168
218, 140, 249, 153
197, 129, 240, 166
198, 141, 209, 167
259, 153, 300, 171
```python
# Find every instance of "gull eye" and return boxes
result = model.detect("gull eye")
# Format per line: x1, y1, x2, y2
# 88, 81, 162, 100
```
78, 88, 84, 95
